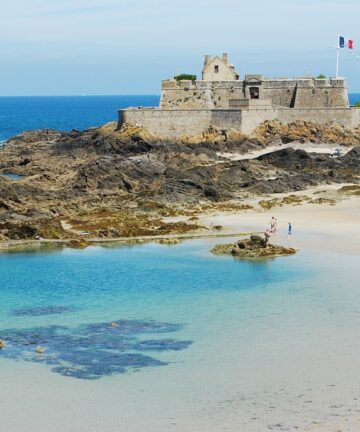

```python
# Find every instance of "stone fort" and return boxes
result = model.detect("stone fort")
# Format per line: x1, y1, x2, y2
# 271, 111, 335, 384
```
118, 53, 360, 139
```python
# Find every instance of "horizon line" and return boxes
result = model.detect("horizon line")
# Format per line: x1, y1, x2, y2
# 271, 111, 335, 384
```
0, 94, 161, 98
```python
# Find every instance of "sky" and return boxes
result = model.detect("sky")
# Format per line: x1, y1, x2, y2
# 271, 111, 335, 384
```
1, 0, 360, 95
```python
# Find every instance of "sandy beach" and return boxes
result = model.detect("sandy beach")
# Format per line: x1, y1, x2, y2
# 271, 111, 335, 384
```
1, 191, 360, 432
198, 194, 360, 256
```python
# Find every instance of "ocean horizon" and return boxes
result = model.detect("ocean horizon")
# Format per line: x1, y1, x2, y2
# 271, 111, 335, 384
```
0, 93, 359, 142
0, 95, 160, 142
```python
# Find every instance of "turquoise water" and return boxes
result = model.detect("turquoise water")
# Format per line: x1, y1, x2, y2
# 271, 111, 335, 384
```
0, 239, 344, 380
1, 239, 360, 430
0, 240, 302, 379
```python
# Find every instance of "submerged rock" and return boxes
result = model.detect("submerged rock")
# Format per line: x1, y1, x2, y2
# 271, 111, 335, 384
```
11, 305, 73, 317
0, 318, 192, 380
211, 235, 296, 258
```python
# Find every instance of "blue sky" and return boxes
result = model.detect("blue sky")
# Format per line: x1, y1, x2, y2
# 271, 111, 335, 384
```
1, 0, 359, 95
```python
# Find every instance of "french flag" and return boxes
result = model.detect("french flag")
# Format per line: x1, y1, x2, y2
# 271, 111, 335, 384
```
339, 36, 354, 49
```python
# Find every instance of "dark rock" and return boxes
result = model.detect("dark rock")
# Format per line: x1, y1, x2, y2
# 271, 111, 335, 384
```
0, 318, 192, 380
0, 121, 360, 241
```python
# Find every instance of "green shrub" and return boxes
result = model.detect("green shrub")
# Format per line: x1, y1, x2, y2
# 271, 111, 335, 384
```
174, 74, 197, 81
354, 101, 360, 108
316, 74, 326, 79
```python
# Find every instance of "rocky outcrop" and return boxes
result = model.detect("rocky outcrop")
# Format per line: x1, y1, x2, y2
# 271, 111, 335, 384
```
253, 120, 360, 146
181, 121, 360, 148
211, 235, 297, 258
0, 121, 359, 242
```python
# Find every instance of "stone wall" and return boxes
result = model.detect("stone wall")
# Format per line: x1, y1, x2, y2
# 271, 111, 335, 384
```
119, 108, 242, 139
119, 107, 360, 140
160, 78, 349, 110
160, 80, 245, 110
261, 80, 297, 108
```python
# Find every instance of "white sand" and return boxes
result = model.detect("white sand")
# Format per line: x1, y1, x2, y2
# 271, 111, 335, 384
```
198, 195, 360, 256
217, 142, 353, 161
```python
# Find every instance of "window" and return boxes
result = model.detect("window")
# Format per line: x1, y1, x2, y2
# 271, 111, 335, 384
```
214, 65, 219, 73
250, 87, 260, 99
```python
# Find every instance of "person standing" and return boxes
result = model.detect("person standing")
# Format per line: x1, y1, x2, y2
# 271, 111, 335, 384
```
288, 222, 292, 236
270, 216, 276, 233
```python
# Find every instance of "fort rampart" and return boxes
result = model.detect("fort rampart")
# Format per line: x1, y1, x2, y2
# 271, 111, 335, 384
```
119, 107, 360, 139
117, 54, 359, 139
159, 77, 349, 110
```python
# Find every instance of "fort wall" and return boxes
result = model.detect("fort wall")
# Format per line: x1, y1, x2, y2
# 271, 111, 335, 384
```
159, 78, 349, 110
119, 107, 360, 139
118, 53, 354, 140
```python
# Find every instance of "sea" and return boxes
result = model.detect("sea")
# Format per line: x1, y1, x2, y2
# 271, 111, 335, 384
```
0, 93, 359, 142
1, 95, 360, 431
0, 95, 160, 142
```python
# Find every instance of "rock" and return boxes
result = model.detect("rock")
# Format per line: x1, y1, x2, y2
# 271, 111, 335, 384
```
204, 186, 221, 200
211, 243, 234, 255
66, 239, 90, 249
211, 235, 296, 258
226, 129, 246, 143
158, 238, 181, 245
252, 120, 360, 146
0, 119, 359, 243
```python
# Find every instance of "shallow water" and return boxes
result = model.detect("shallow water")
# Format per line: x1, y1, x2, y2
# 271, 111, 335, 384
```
0, 172, 23, 180
0, 238, 360, 431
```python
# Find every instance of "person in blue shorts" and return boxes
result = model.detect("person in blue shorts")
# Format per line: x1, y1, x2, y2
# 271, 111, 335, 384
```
288, 222, 292, 236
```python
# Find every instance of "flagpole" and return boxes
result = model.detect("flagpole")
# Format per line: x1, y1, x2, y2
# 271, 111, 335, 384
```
336, 35, 340, 77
